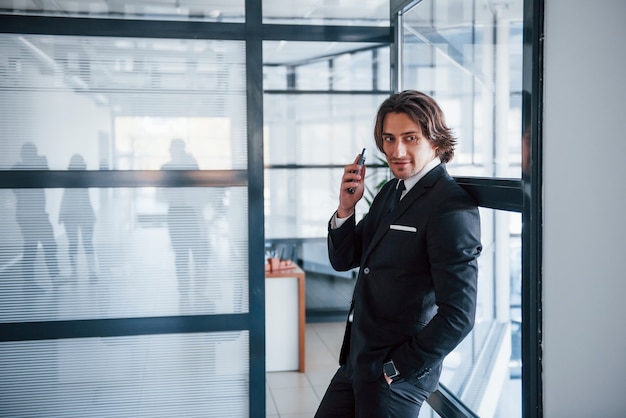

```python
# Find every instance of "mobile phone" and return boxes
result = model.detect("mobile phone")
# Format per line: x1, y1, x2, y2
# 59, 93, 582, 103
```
347, 148, 366, 194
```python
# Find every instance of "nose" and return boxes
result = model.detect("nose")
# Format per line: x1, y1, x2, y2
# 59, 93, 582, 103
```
391, 140, 406, 158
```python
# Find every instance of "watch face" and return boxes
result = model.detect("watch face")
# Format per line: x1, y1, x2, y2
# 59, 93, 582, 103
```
384, 361, 398, 378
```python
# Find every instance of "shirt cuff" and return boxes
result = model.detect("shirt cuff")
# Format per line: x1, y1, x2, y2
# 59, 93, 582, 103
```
331, 211, 350, 229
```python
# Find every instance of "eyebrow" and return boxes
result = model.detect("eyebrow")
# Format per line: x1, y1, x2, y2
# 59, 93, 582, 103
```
382, 131, 420, 136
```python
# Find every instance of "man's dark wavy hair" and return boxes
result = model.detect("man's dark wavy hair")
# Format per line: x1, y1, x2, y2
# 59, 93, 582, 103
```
373, 90, 457, 163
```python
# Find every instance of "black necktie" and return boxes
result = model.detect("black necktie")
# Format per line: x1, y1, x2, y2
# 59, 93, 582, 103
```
388, 180, 405, 213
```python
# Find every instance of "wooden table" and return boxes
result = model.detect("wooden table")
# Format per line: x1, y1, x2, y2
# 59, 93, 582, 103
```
265, 263, 306, 373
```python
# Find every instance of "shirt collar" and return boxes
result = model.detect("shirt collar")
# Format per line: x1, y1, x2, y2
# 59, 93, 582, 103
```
400, 157, 441, 195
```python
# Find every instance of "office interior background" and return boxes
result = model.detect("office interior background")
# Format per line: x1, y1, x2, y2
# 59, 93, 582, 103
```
1, 0, 624, 417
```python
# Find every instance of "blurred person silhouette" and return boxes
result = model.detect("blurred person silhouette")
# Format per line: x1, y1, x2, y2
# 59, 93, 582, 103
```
59, 154, 97, 283
160, 139, 210, 310
13, 142, 60, 288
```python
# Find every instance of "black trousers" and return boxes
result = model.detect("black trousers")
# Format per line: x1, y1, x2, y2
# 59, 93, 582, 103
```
314, 365, 431, 418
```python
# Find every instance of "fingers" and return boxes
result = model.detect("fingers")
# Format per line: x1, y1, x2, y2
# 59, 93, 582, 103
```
384, 373, 392, 385
337, 153, 366, 218
345, 152, 366, 192
343, 163, 365, 195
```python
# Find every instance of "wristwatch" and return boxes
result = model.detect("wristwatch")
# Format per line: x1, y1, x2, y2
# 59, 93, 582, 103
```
383, 360, 400, 380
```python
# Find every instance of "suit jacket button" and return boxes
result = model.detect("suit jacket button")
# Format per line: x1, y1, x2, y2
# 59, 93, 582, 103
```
363, 267, 370, 274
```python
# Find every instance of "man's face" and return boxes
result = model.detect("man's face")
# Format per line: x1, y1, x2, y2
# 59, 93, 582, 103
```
381, 112, 438, 180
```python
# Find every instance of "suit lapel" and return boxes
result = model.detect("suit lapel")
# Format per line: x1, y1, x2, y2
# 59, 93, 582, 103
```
363, 164, 446, 261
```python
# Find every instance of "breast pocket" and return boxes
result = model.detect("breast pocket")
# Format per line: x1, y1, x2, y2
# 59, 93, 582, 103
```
386, 224, 420, 251
381, 224, 429, 276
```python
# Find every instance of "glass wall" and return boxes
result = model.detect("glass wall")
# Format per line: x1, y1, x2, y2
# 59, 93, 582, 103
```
264, 93, 388, 239
0, 185, 246, 322
0, 27, 252, 417
0, 332, 249, 416
264, 42, 391, 240
401, 0, 524, 179
263, 39, 392, 319
398, 1, 524, 417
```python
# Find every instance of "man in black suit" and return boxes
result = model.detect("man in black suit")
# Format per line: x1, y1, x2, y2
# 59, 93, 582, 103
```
315, 90, 482, 417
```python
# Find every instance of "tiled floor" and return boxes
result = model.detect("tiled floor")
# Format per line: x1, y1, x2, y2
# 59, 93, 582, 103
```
265, 322, 523, 418
266, 322, 344, 418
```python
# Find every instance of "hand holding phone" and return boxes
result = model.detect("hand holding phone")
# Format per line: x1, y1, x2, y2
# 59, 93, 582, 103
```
348, 148, 366, 194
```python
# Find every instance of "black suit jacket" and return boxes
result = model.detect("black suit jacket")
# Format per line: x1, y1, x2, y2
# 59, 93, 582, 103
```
328, 163, 482, 392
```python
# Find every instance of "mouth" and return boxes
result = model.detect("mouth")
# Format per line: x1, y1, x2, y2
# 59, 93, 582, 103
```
390, 160, 410, 167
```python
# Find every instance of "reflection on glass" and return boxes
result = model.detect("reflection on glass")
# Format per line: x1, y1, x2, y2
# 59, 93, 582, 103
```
0, 186, 248, 323
11, 143, 60, 288
160, 139, 207, 312
115, 116, 240, 170
60, 154, 98, 283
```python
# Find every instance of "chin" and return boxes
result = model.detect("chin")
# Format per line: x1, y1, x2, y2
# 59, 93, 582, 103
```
391, 168, 411, 180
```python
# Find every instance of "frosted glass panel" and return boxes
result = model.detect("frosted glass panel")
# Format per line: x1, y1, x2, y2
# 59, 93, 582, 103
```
0, 0, 246, 22
1, 10, 255, 418
0, 332, 250, 417
402, 0, 524, 178
0, 34, 247, 171
0, 187, 248, 322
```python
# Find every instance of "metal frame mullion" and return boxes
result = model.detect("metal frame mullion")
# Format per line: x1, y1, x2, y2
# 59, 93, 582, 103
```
0, 15, 391, 44
0, 170, 248, 189
261, 23, 390, 43
245, 1, 265, 417
0, 14, 245, 39
522, 0, 544, 417
0, 314, 246, 343
454, 177, 523, 212
427, 384, 481, 418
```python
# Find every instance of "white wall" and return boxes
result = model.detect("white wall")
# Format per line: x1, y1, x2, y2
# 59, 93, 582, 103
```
543, 0, 626, 416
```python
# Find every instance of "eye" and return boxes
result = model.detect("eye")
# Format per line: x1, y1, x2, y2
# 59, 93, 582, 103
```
383, 136, 393, 142
406, 135, 417, 142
